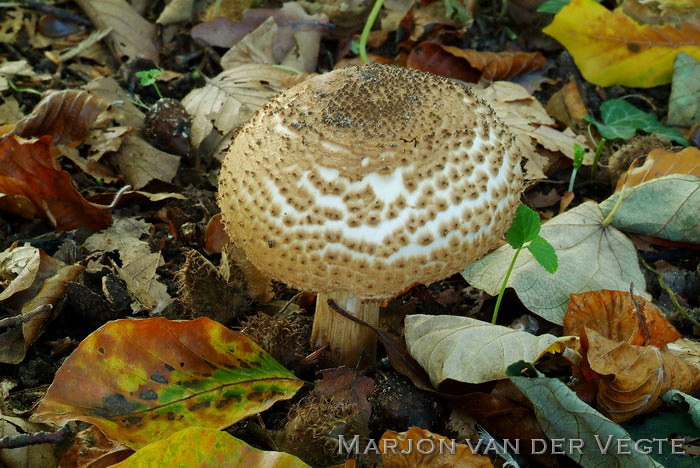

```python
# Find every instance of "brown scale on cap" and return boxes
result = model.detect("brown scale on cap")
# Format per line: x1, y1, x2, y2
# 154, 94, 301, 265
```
218, 65, 523, 300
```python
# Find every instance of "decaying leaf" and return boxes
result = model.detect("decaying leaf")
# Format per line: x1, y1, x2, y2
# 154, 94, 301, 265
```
510, 368, 661, 467
181, 64, 292, 148
462, 202, 647, 325
0, 134, 112, 231
59, 425, 132, 468
668, 52, 700, 126
473, 81, 591, 180
615, 147, 700, 191
407, 42, 546, 82
380, 427, 493, 468
74, 0, 158, 63
564, 290, 681, 347
111, 427, 310, 467
83, 216, 172, 312
0, 413, 59, 467
0, 244, 84, 364
112, 135, 181, 189
543, 0, 700, 87
11, 90, 107, 146
663, 390, 700, 429
582, 328, 700, 422
32, 317, 303, 449
405, 314, 576, 386
601, 174, 700, 243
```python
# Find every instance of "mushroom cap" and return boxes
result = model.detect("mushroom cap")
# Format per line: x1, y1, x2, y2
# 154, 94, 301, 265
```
218, 65, 523, 299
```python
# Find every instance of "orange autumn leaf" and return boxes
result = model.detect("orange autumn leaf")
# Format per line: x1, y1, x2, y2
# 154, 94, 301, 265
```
380, 427, 493, 468
407, 42, 546, 83
581, 328, 700, 422
0, 134, 111, 231
616, 147, 700, 191
543, 0, 700, 87
11, 90, 107, 146
564, 290, 681, 347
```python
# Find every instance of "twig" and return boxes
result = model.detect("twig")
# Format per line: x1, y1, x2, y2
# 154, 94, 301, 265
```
20, 0, 92, 26
108, 184, 132, 209
629, 282, 648, 346
0, 424, 71, 449
639, 256, 700, 328
0, 304, 52, 330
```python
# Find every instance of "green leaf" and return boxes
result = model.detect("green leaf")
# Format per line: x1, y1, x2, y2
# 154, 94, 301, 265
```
112, 427, 310, 467
510, 366, 662, 467
623, 409, 700, 467
33, 317, 303, 449
668, 52, 700, 127
537, 0, 572, 14
135, 69, 161, 87
600, 174, 700, 243
573, 143, 585, 169
506, 205, 541, 248
527, 236, 558, 273
585, 98, 689, 145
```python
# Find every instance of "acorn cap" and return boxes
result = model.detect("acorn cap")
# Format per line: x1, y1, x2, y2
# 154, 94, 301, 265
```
218, 65, 523, 299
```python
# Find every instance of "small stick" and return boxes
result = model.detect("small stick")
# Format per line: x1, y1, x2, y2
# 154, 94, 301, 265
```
0, 304, 52, 330
0, 424, 71, 449
20, 0, 92, 26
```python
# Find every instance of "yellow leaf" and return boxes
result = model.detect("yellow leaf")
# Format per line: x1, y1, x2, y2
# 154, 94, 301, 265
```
543, 0, 700, 87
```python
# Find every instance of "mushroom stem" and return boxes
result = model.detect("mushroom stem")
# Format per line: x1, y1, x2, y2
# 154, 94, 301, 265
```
312, 291, 379, 368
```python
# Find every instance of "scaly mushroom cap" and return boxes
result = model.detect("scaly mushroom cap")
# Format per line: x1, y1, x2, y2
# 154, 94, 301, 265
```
218, 65, 523, 299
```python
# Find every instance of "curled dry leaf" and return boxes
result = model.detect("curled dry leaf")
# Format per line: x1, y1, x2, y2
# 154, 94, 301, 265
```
59, 425, 132, 468
564, 290, 681, 347
111, 427, 310, 468
11, 90, 107, 146
380, 427, 493, 468
581, 328, 700, 422
0, 135, 112, 231
543, 0, 700, 87
615, 147, 700, 191
32, 317, 303, 449
407, 41, 546, 83
0, 244, 84, 364
181, 64, 292, 149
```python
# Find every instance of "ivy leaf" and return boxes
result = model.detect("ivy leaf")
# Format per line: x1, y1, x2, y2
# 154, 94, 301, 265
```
585, 99, 689, 145
527, 236, 558, 274
506, 205, 541, 248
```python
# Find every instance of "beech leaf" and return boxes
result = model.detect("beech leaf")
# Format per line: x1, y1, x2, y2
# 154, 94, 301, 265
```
404, 314, 575, 386
33, 317, 303, 449
615, 147, 700, 192
543, 0, 700, 87
111, 427, 310, 468
462, 201, 647, 324
601, 174, 700, 243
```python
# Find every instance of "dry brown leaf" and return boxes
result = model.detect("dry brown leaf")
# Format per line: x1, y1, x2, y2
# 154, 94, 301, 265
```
74, 0, 158, 64
117, 252, 172, 312
83, 77, 145, 129
157, 0, 194, 25
564, 290, 681, 347
59, 425, 132, 468
407, 41, 546, 82
0, 97, 23, 126
112, 135, 181, 189
582, 328, 700, 422
0, 244, 83, 364
11, 90, 107, 145
545, 79, 589, 128
381, 427, 493, 468
181, 64, 291, 149
0, 135, 112, 231
616, 147, 700, 191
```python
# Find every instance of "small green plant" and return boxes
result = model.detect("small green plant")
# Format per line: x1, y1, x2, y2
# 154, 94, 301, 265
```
135, 68, 163, 99
358, 0, 385, 64
589, 132, 606, 180
7, 79, 42, 96
568, 143, 585, 192
444, 0, 469, 23
491, 205, 558, 324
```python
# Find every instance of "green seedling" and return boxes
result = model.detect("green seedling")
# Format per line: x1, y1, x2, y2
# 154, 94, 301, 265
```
359, 0, 385, 64
135, 68, 163, 99
589, 132, 606, 180
492, 205, 558, 324
444, 0, 469, 23
568, 142, 585, 192
7, 79, 42, 96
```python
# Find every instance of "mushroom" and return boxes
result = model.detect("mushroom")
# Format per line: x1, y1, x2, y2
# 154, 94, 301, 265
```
217, 65, 523, 367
